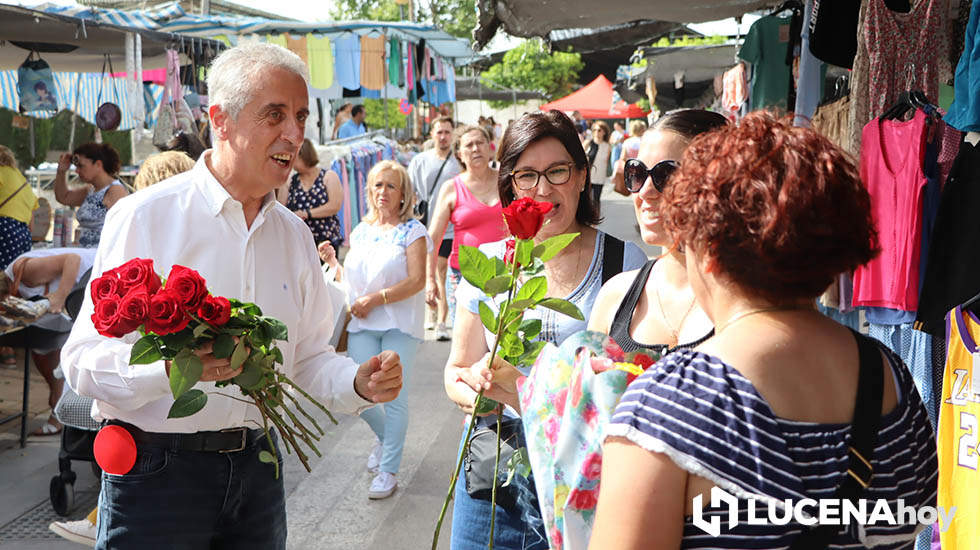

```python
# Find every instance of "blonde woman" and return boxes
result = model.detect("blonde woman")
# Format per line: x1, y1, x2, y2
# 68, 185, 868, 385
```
320, 160, 430, 499
0, 145, 37, 271
133, 151, 195, 190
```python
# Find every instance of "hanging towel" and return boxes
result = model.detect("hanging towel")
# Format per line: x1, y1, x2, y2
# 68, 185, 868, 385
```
286, 34, 308, 66
360, 34, 386, 90
388, 38, 401, 86
307, 34, 334, 89
266, 34, 287, 48
334, 33, 361, 91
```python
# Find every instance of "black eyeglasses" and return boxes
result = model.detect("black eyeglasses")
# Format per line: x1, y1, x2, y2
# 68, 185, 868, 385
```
510, 162, 574, 190
623, 159, 678, 193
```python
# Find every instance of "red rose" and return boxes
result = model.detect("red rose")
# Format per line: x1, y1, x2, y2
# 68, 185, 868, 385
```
118, 287, 150, 328
197, 295, 231, 326
90, 273, 123, 304
144, 290, 190, 335
502, 197, 553, 240
92, 297, 138, 338
165, 265, 209, 311
581, 452, 602, 480
567, 487, 598, 511
503, 239, 518, 266
115, 258, 161, 295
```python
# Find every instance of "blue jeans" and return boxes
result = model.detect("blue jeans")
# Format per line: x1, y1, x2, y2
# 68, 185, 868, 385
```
450, 423, 548, 550
349, 328, 420, 474
96, 432, 285, 549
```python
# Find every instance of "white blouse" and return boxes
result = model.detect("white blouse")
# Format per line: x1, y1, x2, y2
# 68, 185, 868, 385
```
344, 219, 432, 340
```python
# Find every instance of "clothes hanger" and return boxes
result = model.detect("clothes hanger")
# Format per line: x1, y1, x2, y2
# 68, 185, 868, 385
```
768, 0, 803, 17
961, 289, 980, 315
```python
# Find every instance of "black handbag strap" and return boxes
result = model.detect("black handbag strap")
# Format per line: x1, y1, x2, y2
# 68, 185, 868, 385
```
427, 154, 452, 204
0, 181, 29, 210
600, 233, 625, 286
97, 54, 120, 105
788, 329, 884, 550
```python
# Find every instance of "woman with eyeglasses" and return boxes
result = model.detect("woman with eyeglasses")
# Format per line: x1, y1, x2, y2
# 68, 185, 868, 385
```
54, 142, 129, 248
448, 110, 646, 550
589, 109, 728, 354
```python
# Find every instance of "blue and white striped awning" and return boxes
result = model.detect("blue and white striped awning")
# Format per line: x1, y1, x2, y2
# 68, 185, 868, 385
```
0, 69, 163, 130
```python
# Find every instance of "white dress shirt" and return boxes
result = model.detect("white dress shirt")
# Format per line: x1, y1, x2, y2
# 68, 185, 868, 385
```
61, 152, 372, 433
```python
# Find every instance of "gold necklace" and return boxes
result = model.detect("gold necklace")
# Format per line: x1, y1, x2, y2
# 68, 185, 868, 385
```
654, 283, 696, 344
715, 306, 804, 335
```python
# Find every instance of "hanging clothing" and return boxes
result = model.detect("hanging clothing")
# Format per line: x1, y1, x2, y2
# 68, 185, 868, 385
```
806, 0, 862, 68
917, 137, 980, 336
334, 33, 361, 91
388, 39, 402, 86
937, 305, 980, 549
722, 63, 747, 114
946, 0, 980, 131
848, 0, 950, 154
360, 34, 386, 90
265, 34, 287, 48
811, 95, 852, 150
285, 34, 308, 66
307, 34, 334, 90
737, 14, 795, 111
852, 109, 929, 311
793, 0, 826, 126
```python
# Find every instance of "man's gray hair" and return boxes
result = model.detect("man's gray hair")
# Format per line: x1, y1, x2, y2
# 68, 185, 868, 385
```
207, 42, 309, 120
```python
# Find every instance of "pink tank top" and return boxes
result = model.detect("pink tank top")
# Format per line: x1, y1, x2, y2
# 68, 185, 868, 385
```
852, 109, 928, 311
449, 175, 507, 270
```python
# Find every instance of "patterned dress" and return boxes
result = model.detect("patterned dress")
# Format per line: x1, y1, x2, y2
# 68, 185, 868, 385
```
286, 169, 343, 249
76, 181, 124, 248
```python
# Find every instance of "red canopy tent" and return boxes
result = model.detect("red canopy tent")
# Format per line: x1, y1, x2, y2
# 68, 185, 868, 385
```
541, 74, 649, 119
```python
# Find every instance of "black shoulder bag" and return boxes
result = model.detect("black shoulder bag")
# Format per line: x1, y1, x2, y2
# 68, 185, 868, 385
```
601, 233, 625, 285
415, 154, 452, 226
789, 330, 884, 549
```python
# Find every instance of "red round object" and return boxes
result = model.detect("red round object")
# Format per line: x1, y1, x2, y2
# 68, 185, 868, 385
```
93, 425, 137, 475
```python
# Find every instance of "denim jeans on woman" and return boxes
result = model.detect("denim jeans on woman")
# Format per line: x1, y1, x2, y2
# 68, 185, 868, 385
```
349, 328, 420, 474
97, 432, 285, 549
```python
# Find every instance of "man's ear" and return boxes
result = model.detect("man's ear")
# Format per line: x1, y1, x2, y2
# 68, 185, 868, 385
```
209, 104, 228, 140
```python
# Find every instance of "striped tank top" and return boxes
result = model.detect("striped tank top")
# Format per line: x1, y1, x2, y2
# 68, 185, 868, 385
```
608, 345, 938, 549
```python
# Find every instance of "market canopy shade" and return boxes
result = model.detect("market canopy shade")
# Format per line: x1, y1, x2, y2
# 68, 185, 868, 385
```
540, 74, 648, 119
474, 0, 771, 47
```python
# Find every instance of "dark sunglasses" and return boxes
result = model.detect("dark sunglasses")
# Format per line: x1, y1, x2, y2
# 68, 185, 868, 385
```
624, 159, 678, 193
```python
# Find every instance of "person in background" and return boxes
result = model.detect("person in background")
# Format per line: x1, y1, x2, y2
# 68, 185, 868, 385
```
589, 112, 936, 549
610, 121, 625, 145
449, 110, 646, 550
610, 120, 648, 196
0, 144, 38, 365
278, 139, 344, 251
53, 142, 128, 248
425, 124, 507, 334
47, 149, 197, 547
408, 116, 462, 340
320, 160, 429, 500
571, 110, 589, 142
584, 120, 612, 203
337, 104, 367, 139
332, 102, 353, 140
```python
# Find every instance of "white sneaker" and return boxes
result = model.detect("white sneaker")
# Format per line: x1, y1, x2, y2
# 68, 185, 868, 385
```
435, 324, 451, 341
49, 519, 97, 547
366, 441, 382, 473
368, 471, 398, 499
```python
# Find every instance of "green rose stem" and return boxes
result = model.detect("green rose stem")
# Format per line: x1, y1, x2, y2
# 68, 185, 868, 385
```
432, 250, 523, 550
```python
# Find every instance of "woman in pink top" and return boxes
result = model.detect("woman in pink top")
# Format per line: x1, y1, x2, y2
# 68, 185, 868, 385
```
426, 124, 507, 333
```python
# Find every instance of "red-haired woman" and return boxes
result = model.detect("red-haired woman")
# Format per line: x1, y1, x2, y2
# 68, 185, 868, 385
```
589, 112, 937, 549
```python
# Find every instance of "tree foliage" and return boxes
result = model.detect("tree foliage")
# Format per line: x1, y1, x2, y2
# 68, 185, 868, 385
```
329, 0, 477, 40
425, 0, 477, 39
330, 0, 402, 22
480, 39, 584, 107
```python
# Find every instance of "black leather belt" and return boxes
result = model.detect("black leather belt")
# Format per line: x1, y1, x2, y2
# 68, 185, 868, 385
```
107, 421, 264, 453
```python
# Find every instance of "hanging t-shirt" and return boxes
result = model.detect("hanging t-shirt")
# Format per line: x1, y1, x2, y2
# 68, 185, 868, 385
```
945, 0, 980, 132
285, 34, 308, 66
265, 34, 287, 48
738, 14, 794, 111
852, 109, 929, 311
360, 35, 386, 90
306, 34, 334, 90
333, 34, 361, 91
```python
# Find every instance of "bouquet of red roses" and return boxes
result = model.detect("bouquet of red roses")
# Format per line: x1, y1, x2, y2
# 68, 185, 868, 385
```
90, 258, 335, 477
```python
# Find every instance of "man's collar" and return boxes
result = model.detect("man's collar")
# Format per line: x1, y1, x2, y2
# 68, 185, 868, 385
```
196, 150, 278, 218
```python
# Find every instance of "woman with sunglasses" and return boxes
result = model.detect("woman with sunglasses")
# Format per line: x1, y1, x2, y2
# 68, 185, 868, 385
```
54, 142, 128, 248
588, 110, 728, 354
448, 110, 646, 550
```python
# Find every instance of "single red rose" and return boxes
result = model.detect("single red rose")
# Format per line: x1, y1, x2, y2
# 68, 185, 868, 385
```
90, 273, 123, 304
502, 197, 553, 240
165, 265, 209, 311
503, 239, 518, 266
144, 290, 190, 335
115, 258, 161, 295
118, 287, 151, 327
92, 297, 138, 338
197, 295, 231, 326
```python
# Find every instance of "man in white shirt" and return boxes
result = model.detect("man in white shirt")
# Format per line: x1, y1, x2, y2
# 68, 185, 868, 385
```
408, 116, 461, 340
61, 43, 402, 549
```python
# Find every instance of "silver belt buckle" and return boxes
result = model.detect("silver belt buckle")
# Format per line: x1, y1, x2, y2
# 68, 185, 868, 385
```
219, 427, 247, 453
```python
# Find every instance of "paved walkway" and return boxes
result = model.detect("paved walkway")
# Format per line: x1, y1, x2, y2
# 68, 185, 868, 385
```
0, 189, 649, 549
